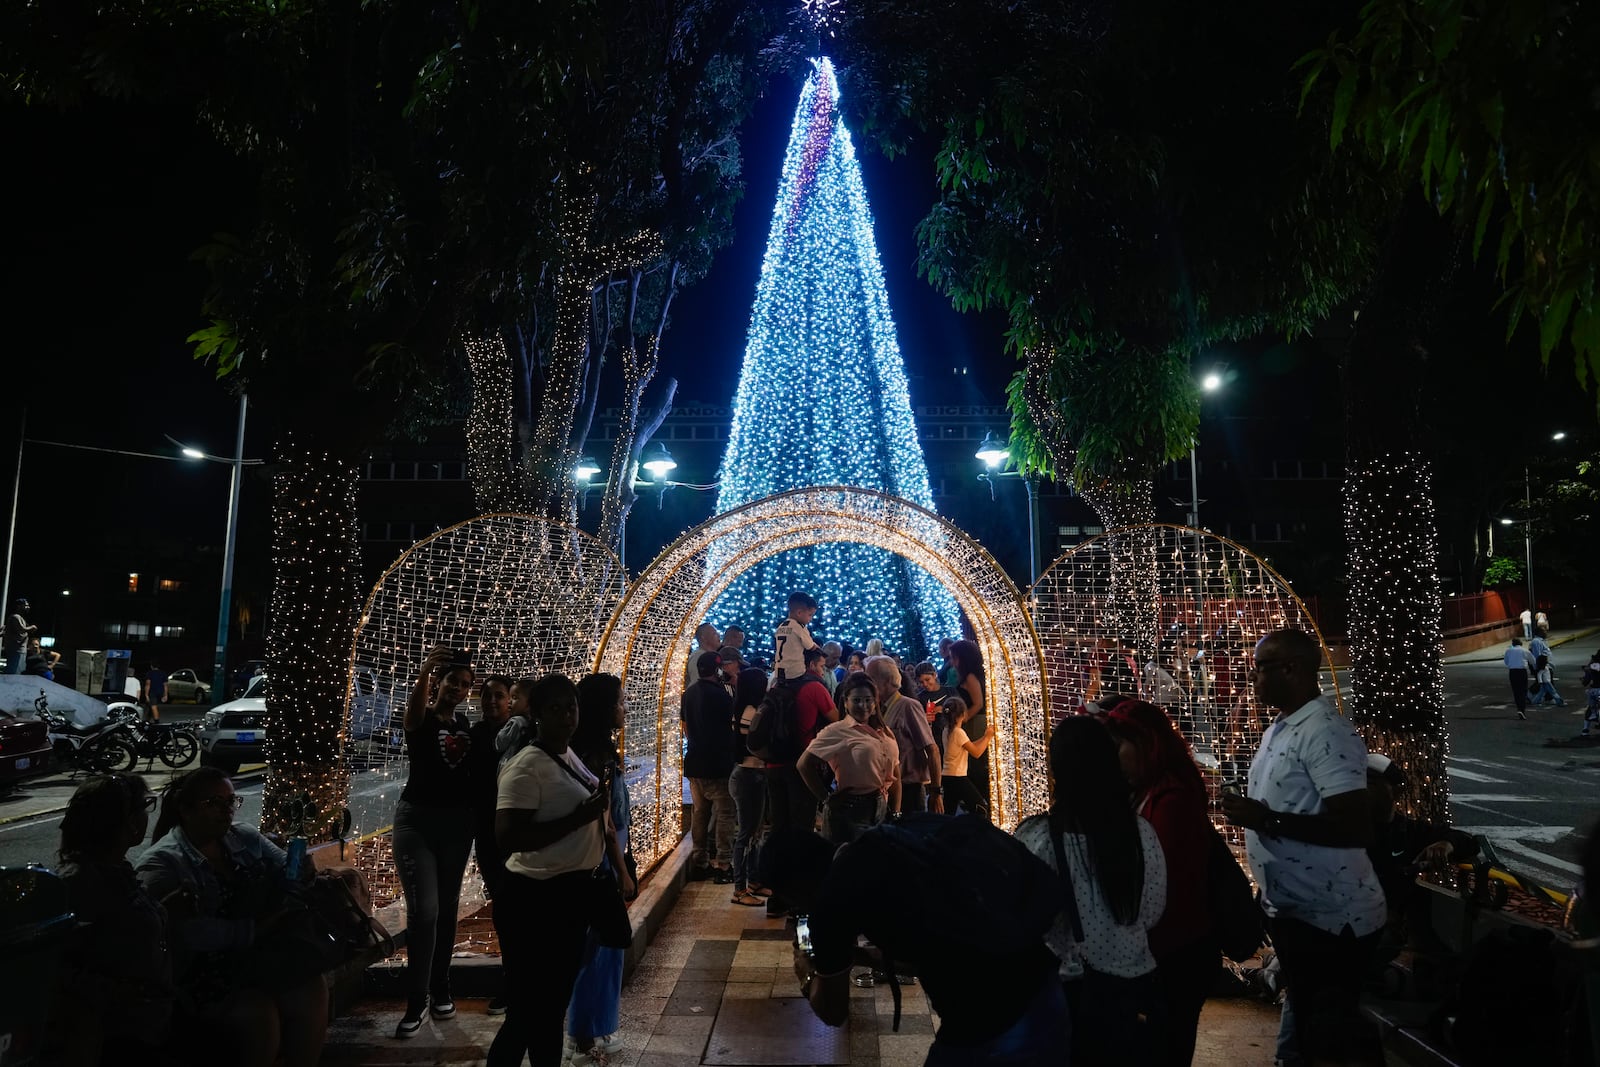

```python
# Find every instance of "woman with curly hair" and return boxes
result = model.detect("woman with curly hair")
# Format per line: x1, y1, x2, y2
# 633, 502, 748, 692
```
1104, 700, 1215, 1066
50, 773, 172, 1063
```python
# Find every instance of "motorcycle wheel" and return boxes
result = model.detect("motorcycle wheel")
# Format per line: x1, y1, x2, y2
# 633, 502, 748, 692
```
94, 737, 139, 774
159, 731, 199, 768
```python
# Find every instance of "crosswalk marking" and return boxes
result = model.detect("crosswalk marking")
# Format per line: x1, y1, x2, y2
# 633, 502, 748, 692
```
1449, 795, 1539, 803
1447, 767, 1510, 784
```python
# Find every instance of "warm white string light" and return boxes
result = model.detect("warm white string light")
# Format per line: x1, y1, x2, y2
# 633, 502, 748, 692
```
1029, 523, 1342, 848
598, 486, 1048, 870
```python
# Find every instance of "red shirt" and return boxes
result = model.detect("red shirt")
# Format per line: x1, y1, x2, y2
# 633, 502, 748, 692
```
765, 675, 836, 768
1138, 777, 1213, 956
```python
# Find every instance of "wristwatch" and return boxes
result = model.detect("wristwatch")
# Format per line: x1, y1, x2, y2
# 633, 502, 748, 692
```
1264, 810, 1284, 837
927, 786, 943, 796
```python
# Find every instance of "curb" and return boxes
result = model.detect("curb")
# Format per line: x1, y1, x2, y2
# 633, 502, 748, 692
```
1444, 624, 1600, 665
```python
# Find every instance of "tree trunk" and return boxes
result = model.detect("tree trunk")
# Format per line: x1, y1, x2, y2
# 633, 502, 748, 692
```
1080, 478, 1163, 676
464, 335, 534, 513
261, 436, 361, 838
1342, 200, 1459, 826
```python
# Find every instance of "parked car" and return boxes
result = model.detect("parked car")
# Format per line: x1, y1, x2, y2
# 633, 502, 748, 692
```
0, 709, 53, 796
165, 669, 211, 704
198, 674, 267, 773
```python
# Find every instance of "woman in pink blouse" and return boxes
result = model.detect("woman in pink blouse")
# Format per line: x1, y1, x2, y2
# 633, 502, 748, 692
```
798, 674, 900, 843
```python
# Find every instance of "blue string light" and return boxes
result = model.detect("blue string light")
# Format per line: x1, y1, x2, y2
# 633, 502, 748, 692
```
707, 58, 962, 657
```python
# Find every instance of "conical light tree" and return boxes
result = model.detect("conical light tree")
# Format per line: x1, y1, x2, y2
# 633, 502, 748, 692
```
708, 58, 962, 657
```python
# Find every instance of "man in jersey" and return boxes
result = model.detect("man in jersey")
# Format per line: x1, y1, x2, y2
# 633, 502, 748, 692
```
773, 591, 819, 684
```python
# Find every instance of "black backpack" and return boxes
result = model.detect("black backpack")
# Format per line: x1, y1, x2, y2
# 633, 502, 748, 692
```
746, 676, 822, 761
869, 813, 1063, 957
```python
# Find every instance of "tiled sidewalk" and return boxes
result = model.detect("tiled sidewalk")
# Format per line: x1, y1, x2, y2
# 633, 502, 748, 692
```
323, 877, 1285, 1066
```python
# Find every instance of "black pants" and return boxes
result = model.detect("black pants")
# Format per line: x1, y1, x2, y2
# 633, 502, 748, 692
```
1155, 938, 1218, 1066
1269, 914, 1383, 1065
763, 763, 819, 915
944, 775, 985, 818
1508, 668, 1529, 711
899, 781, 926, 814
488, 870, 591, 1067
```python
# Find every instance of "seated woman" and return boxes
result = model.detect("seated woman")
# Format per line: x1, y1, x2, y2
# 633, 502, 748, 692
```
135, 767, 328, 1067
49, 773, 174, 1066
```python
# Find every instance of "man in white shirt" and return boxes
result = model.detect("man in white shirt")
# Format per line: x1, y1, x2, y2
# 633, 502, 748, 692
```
1222, 627, 1385, 1065
1521, 608, 1534, 639
1504, 637, 1535, 719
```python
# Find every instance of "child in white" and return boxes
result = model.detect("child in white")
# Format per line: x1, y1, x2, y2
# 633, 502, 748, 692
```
940, 696, 992, 816
773, 592, 819, 683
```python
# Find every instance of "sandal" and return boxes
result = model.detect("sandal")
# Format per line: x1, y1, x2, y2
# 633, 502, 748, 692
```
746, 883, 774, 897
731, 890, 765, 906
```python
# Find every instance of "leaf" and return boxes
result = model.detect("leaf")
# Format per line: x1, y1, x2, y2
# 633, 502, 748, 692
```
1540, 287, 1576, 362
1330, 70, 1358, 151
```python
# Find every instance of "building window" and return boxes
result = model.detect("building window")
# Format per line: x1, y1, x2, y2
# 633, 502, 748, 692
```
126, 622, 151, 639
158, 579, 182, 592
1059, 526, 1081, 536
101, 621, 125, 637
155, 625, 185, 639
128, 573, 139, 593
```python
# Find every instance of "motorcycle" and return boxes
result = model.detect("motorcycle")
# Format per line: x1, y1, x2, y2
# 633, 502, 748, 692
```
125, 717, 199, 768
41, 706, 138, 774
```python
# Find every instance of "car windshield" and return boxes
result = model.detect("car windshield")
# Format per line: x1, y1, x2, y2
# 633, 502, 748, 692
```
244, 676, 269, 699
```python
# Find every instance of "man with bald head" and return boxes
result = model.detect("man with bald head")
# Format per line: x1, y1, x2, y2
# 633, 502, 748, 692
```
866, 655, 943, 815
1222, 627, 1385, 1065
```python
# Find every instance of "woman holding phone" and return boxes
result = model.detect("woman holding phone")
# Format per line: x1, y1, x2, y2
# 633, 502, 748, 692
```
392, 645, 478, 1037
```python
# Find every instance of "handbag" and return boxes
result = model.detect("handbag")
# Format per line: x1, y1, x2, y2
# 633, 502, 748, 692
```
1206, 825, 1265, 961
539, 745, 634, 949
1049, 813, 1162, 1062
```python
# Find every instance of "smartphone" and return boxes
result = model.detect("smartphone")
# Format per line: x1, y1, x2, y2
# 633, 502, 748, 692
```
795, 915, 813, 955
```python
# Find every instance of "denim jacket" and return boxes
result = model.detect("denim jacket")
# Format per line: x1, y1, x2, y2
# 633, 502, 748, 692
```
135, 823, 288, 968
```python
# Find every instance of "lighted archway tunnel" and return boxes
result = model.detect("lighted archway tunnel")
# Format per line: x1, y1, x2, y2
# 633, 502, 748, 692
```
596, 486, 1049, 871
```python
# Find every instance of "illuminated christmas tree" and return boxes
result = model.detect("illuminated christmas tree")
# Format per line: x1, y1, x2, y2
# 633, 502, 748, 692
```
708, 58, 962, 657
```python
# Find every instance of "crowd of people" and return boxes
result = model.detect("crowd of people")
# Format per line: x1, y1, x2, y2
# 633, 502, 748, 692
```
39, 592, 1495, 1067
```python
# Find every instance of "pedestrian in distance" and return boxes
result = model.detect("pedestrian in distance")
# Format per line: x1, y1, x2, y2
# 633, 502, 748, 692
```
2, 597, 36, 675
1582, 650, 1600, 736
1520, 608, 1534, 640
1505, 637, 1535, 719
144, 661, 169, 721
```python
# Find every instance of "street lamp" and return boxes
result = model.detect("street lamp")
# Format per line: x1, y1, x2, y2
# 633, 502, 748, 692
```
975, 431, 1040, 584
170, 394, 259, 704
573, 455, 602, 482
641, 441, 678, 478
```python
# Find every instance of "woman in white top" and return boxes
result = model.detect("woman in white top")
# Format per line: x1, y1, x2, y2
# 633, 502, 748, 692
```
1015, 714, 1168, 1064
799, 673, 900, 843
488, 674, 609, 1067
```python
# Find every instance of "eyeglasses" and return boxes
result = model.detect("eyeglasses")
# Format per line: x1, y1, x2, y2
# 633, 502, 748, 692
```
141, 795, 159, 812
1248, 660, 1297, 677
200, 795, 244, 813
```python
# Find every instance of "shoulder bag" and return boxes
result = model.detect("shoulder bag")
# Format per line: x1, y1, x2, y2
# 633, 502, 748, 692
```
538, 745, 634, 949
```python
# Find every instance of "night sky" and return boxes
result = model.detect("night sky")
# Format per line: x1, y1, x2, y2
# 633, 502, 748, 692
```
5, 62, 1593, 632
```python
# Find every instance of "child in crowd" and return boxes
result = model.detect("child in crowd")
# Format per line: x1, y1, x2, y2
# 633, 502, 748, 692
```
940, 696, 992, 816
773, 591, 819, 684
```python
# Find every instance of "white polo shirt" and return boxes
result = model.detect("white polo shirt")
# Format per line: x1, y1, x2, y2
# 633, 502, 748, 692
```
1245, 694, 1386, 936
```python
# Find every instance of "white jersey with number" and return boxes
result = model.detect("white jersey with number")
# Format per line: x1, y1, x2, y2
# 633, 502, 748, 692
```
773, 619, 816, 679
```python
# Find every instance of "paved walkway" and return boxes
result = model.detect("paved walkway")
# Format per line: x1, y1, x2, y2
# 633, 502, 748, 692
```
322, 871, 1289, 1067
1441, 623, 1600, 665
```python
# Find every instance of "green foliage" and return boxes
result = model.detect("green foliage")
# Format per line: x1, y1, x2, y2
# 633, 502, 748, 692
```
1480, 555, 1524, 589
831, 0, 1381, 490
1305, 0, 1600, 403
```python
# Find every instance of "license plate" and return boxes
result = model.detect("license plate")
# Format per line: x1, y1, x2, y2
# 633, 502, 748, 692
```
236, 732, 256, 743
14, 757, 28, 770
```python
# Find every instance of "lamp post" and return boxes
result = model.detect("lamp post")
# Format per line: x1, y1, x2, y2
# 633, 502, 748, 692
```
1183, 371, 1225, 636
171, 394, 255, 703
975, 431, 1040, 585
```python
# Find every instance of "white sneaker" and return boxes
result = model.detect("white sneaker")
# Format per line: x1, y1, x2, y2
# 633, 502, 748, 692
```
569, 1051, 609, 1067
594, 1033, 623, 1054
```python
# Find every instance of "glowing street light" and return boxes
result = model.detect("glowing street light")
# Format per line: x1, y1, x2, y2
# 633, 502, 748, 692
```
573, 455, 602, 483
642, 441, 678, 478
975, 431, 1010, 469
1201, 371, 1223, 392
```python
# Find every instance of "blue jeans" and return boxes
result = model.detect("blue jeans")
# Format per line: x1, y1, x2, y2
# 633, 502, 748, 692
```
822, 791, 885, 844
729, 765, 767, 889
925, 978, 1069, 1066
567, 930, 623, 1042
392, 799, 474, 1005
1531, 681, 1566, 706
2, 646, 22, 675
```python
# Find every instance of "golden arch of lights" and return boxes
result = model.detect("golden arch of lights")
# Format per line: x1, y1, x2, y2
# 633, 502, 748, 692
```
339, 505, 1336, 877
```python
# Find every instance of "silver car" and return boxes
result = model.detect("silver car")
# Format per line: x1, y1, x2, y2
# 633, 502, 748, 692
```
198, 674, 267, 772
165, 668, 211, 704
